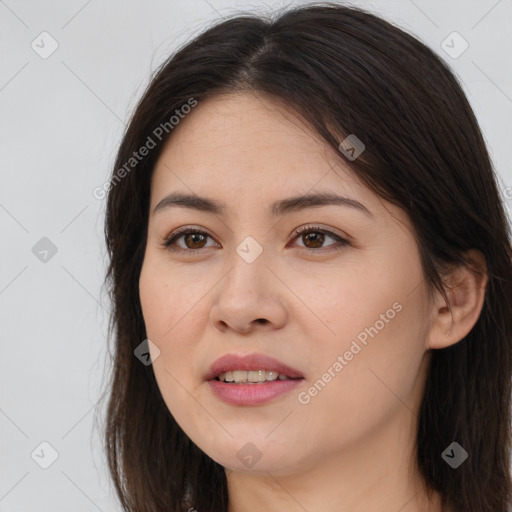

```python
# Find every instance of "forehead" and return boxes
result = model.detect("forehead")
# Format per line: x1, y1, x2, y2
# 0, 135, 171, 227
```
156, 93, 332, 171
153, 94, 356, 190
148, 92, 403, 227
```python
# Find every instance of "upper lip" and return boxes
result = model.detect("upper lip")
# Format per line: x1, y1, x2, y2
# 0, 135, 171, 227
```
205, 353, 304, 381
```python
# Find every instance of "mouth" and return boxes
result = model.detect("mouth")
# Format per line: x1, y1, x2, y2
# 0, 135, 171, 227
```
214, 369, 300, 384
205, 352, 304, 382
205, 353, 304, 406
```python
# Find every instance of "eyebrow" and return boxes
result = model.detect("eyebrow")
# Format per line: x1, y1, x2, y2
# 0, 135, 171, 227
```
153, 191, 373, 218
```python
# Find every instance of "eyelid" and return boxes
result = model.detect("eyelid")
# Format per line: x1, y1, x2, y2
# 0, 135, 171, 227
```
291, 223, 349, 241
161, 224, 219, 251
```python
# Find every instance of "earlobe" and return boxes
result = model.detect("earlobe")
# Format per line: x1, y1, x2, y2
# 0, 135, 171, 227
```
426, 250, 488, 350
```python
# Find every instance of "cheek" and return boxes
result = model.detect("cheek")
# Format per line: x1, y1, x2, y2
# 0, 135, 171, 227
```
139, 256, 210, 341
313, 243, 428, 355
294, 260, 429, 420
138, 260, 201, 424
292, 307, 428, 454
139, 257, 211, 398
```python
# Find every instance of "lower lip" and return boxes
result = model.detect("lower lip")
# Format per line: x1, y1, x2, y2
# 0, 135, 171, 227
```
208, 379, 303, 406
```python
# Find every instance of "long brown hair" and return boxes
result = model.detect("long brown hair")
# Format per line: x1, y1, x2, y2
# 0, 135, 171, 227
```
100, 3, 512, 511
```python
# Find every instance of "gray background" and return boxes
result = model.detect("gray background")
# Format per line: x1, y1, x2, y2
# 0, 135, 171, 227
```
1, 0, 511, 510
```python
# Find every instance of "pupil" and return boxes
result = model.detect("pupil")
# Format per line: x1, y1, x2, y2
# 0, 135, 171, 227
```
187, 233, 205, 248
305, 232, 323, 248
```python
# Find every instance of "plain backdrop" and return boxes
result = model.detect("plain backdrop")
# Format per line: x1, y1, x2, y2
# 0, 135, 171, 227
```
1, 0, 511, 510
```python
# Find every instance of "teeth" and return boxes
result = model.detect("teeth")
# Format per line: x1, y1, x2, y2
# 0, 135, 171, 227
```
218, 370, 292, 383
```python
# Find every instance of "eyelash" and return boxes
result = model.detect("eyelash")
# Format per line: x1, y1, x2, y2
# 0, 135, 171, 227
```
160, 224, 349, 256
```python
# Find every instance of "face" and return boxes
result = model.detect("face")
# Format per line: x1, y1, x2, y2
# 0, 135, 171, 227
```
139, 92, 434, 476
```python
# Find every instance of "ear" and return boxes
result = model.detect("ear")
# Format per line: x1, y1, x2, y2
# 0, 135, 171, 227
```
426, 249, 488, 350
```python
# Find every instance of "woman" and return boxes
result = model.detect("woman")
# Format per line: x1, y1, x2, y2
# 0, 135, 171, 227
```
101, 3, 512, 511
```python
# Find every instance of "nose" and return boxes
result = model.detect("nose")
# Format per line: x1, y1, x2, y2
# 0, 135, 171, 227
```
209, 248, 288, 335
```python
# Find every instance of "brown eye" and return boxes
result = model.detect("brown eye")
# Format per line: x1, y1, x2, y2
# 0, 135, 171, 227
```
163, 229, 217, 255
162, 225, 349, 257
301, 231, 325, 249
182, 232, 208, 249
292, 225, 349, 253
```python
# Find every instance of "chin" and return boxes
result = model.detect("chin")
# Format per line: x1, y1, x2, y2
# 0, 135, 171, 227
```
203, 443, 303, 476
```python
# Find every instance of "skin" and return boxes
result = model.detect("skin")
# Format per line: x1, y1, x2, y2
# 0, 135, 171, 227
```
138, 91, 487, 512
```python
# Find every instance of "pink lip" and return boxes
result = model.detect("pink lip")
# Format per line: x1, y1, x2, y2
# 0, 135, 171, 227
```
205, 353, 304, 406
208, 379, 303, 406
